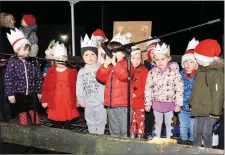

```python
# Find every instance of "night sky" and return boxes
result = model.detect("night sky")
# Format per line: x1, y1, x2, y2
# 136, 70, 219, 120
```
0, 1, 224, 57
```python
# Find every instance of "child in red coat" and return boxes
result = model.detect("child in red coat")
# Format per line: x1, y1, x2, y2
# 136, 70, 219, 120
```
41, 42, 79, 129
96, 33, 135, 137
130, 46, 149, 139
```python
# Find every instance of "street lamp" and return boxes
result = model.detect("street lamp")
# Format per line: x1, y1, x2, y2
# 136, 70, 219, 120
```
60, 34, 68, 42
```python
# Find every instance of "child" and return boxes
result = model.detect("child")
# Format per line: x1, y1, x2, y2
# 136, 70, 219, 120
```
20, 14, 38, 57
179, 38, 199, 145
4, 28, 43, 125
130, 45, 149, 139
144, 36, 160, 140
76, 34, 107, 134
92, 29, 108, 64
41, 42, 79, 129
190, 39, 224, 148
96, 33, 135, 137
144, 42, 184, 139
42, 39, 56, 77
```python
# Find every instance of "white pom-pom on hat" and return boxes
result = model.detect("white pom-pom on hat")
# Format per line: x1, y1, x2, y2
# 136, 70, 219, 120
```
125, 32, 132, 39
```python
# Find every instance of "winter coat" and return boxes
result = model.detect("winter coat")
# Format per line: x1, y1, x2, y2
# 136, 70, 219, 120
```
41, 66, 77, 109
4, 56, 43, 96
132, 65, 149, 109
180, 69, 196, 112
189, 59, 224, 117
145, 62, 184, 106
96, 59, 135, 108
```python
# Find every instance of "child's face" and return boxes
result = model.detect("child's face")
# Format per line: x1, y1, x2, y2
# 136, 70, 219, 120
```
83, 50, 97, 65
97, 40, 104, 47
131, 53, 141, 68
55, 56, 67, 68
184, 59, 197, 73
153, 53, 171, 69
21, 19, 27, 27
16, 44, 30, 57
115, 51, 125, 62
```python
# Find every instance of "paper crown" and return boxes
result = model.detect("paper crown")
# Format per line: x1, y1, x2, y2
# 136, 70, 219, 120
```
131, 45, 141, 55
6, 28, 31, 51
81, 34, 98, 48
146, 36, 160, 49
186, 37, 199, 51
110, 32, 132, 45
45, 39, 56, 56
153, 43, 170, 56
52, 42, 68, 59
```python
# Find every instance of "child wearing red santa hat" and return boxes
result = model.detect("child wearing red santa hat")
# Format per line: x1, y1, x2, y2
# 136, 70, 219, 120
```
20, 14, 39, 57
190, 39, 224, 148
92, 29, 108, 64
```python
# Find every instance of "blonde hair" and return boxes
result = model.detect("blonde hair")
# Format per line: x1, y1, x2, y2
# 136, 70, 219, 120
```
0, 12, 15, 28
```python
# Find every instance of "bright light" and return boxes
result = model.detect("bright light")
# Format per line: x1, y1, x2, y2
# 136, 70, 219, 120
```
60, 34, 68, 41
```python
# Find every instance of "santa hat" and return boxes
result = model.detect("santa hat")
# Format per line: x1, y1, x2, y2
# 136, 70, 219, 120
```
131, 45, 141, 55
52, 42, 68, 59
110, 32, 132, 45
194, 39, 221, 63
80, 34, 98, 57
6, 28, 31, 52
93, 29, 108, 42
153, 43, 170, 56
146, 37, 160, 59
181, 50, 198, 69
22, 14, 36, 25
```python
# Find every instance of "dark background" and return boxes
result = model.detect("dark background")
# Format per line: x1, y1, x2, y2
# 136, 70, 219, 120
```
0, 1, 224, 58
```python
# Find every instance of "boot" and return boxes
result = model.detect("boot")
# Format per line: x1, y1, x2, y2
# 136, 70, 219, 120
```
130, 133, 136, 138
178, 140, 187, 145
186, 140, 194, 146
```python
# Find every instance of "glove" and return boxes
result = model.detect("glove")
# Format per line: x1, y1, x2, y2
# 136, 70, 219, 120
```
8, 96, 16, 104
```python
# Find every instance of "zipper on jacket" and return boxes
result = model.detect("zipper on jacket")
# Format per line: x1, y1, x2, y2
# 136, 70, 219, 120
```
110, 71, 114, 108
22, 60, 29, 95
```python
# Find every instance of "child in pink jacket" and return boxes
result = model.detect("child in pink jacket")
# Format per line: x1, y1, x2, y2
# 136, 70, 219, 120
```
144, 42, 184, 139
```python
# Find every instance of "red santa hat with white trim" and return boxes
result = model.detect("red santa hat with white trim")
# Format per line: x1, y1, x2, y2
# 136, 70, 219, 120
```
181, 37, 199, 69
92, 29, 108, 42
6, 28, 31, 52
146, 36, 160, 59
194, 39, 221, 63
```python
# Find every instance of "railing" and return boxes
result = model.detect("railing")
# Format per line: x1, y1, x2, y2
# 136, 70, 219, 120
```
0, 123, 223, 154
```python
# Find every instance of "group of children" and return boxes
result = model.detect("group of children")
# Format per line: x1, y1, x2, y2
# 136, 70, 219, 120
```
1, 13, 224, 149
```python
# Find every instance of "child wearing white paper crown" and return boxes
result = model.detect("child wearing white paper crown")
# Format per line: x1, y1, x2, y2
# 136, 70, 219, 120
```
41, 42, 79, 129
130, 45, 149, 139
76, 34, 107, 135
144, 42, 184, 139
179, 38, 199, 145
96, 33, 135, 137
4, 28, 43, 125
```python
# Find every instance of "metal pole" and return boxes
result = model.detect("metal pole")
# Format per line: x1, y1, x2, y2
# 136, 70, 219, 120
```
69, 1, 77, 56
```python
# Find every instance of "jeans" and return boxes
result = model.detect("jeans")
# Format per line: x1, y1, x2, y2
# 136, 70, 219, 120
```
178, 110, 194, 141
194, 116, 217, 148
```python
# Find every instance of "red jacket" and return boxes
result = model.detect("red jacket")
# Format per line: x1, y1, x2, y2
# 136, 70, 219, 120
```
132, 65, 149, 109
96, 59, 135, 108
41, 66, 78, 110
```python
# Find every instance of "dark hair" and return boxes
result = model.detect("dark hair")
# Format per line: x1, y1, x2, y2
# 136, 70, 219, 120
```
107, 41, 126, 55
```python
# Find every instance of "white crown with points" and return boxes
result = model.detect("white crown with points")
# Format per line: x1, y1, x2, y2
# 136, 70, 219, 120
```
131, 45, 141, 55
153, 43, 170, 56
52, 42, 68, 59
6, 28, 31, 52
186, 37, 199, 51
110, 32, 132, 45
81, 34, 97, 48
